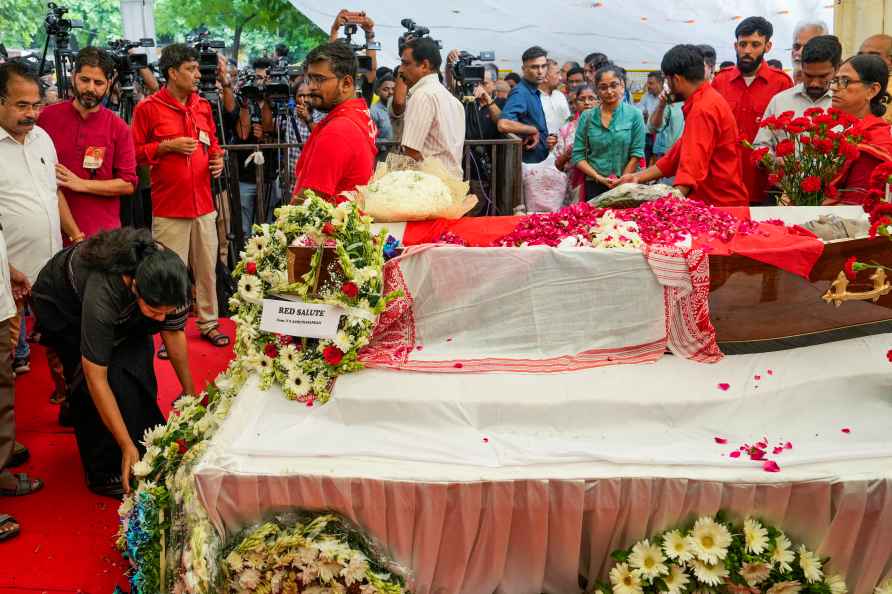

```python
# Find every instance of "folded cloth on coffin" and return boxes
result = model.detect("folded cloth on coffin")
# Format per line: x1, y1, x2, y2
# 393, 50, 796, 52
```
358, 244, 721, 372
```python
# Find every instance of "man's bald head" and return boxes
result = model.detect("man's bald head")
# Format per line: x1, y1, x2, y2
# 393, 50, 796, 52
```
859, 34, 892, 69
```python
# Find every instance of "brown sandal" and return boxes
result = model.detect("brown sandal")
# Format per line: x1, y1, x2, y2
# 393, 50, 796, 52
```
200, 328, 231, 347
0, 473, 43, 497
0, 514, 19, 541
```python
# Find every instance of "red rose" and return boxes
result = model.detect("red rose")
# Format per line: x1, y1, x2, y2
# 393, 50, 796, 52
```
843, 256, 859, 281
322, 222, 336, 235
341, 281, 359, 299
264, 343, 279, 358
278, 334, 293, 345
245, 261, 257, 275
775, 139, 795, 158
800, 175, 823, 193
323, 345, 344, 365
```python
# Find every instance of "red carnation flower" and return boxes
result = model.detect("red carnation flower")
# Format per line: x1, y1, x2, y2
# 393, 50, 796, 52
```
799, 135, 812, 145
804, 106, 825, 118
842, 141, 860, 161
767, 173, 780, 186
264, 343, 279, 358
322, 222, 336, 235
870, 216, 892, 238
245, 261, 257, 275
750, 146, 771, 166
341, 281, 359, 299
843, 256, 859, 281
887, 349, 892, 363
323, 345, 344, 365
278, 334, 293, 345
775, 139, 795, 158
800, 175, 823, 193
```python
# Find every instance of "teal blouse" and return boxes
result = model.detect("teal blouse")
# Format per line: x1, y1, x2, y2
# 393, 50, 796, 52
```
572, 102, 646, 177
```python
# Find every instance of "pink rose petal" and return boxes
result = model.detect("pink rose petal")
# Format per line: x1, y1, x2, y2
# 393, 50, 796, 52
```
483, 437, 489, 443
714, 437, 728, 444
454, 362, 463, 368
772, 446, 783, 455
416, 345, 424, 351
763, 460, 781, 472
749, 448, 766, 461
767, 369, 774, 375
784, 441, 793, 449
730, 451, 741, 458
754, 374, 762, 381
717, 383, 730, 391
841, 427, 851, 434
446, 337, 453, 342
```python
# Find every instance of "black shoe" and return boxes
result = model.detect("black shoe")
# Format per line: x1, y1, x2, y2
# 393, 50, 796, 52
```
8, 442, 29, 467
58, 399, 73, 427
88, 474, 125, 500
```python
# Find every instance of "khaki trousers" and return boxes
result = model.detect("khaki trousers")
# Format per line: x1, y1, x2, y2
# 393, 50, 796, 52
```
0, 317, 13, 469
153, 212, 219, 333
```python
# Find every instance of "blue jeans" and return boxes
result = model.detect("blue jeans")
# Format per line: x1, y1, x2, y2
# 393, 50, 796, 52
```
239, 179, 282, 239
15, 313, 28, 360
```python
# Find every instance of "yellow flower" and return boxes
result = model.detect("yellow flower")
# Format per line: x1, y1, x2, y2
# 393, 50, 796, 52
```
610, 562, 644, 594
826, 573, 848, 594
629, 539, 669, 580
661, 564, 690, 594
687, 517, 732, 564
690, 559, 729, 587
744, 518, 769, 554
798, 545, 823, 584
663, 530, 693, 563
772, 534, 795, 573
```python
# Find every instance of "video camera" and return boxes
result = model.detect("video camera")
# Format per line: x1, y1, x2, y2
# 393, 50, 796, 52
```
187, 30, 225, 96
107, 38, 154, 90
44, 2, 83, 50
398, 18, 442, 56
452, 50, 495, 89
338, 12, 381, 77
238, 67, 290, 104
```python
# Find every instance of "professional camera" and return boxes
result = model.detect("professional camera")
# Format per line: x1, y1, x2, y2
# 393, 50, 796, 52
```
452, 50, 495, 96
107, 38, 154, 90
238, 67, 291, 103
398, 18, 441, 56
187, 31, 225, 95
338, 13, 381, 76
44, 2, 83, 50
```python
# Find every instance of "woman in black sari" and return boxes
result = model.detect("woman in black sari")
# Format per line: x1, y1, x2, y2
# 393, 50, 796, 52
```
31, 228, 195, 498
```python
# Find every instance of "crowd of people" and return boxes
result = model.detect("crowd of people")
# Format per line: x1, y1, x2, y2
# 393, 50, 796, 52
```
2, 8, 892, 543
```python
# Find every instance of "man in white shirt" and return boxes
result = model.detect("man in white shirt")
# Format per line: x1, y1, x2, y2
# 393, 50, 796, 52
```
539, 59, 572, 136
753, 35, 840, 151
0, 63, 81, 380
399, 37, 466, 179
791, 20, 828, 84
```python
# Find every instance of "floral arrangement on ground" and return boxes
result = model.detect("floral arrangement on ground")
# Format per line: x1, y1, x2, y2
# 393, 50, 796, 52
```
597, 513, 890, 594
223, 511, 409, 594
117, 192, 402, 594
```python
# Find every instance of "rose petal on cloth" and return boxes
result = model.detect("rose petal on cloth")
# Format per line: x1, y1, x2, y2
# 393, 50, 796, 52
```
416, 345, 424, 351
767, 369, 774, 375
483, 437, 489, 443
454, 362, 463, 368
763, 460, 781, 472
887, 349, 892, 363
749, 448, 766, 461
717, 383, 730, 391
772, 446, 783, 455
841, 427, 851, 434
730, 451, 741, 458
714, 437, 728, 444
754, 374, 762, 381
785, 441, 793, 449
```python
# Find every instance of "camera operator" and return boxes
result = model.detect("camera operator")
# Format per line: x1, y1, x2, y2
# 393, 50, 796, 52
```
329, 9, 378, 105
399, 37, 465, 178
37, 47, 138, 239
230, 57, 280, 238
131, 43, 229, 350
291, 41, 377, 202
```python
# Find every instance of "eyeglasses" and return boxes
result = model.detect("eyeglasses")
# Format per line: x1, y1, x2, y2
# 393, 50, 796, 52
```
597, 82, 623, 92
829, 77, 866, 89
297, 94, 312, 99
0, 97, 43, 113
305, 73, 338, 86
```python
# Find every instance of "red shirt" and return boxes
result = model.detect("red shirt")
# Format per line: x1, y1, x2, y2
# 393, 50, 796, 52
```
37, 100, 137, 237
712, 62, 793, 203
294, 98, 377, 197
131, 87, 221, 219
656, 84, 748, 207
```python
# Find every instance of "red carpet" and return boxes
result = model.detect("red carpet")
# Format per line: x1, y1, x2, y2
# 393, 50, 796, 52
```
0, 319, 234, 594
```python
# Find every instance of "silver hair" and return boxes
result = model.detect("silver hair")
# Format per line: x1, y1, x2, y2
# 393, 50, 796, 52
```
483, 62, 499, 81
793, 20, 829, 40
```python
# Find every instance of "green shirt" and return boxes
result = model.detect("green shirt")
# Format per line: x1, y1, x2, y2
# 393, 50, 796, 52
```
572, 102, 646, 177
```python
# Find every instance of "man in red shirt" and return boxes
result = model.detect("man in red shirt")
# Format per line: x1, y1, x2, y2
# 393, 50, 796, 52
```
291, 41, 377, 202
618, 45, 748, 207
38, 47, 138, 238
712, 16, 792, 204
131, 43, 229, 349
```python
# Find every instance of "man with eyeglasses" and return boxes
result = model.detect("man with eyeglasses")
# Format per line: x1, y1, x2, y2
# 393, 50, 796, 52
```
283, 78, 325, 197
497, 46, 551, 164
291, 41, 377, 202
753, 35, 840, 152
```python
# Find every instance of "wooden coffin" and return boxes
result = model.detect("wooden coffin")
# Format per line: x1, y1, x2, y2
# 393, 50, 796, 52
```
709, 236, 892, 353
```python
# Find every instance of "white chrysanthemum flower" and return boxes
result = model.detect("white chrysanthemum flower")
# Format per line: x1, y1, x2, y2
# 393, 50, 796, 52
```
744, 518, 770, 554
278, 344, 300, 366
798, 545, 823, 583
690, 559, 729, 587
284, 370, 312, 398
334, 330, 353, 353
766, 580, 803, 594
687, 517, 732, 564
740, 561, 772, 587
238, 274, 264, 304
141, 424, 165, 447
132, 458, 153, 478
340, 552, 370, 586
663, 530, 693, 563
629, 539, 669, 580
875, 578, 892, 594
238, 567, 261, 590
609, 562, 644, 594
225, 551, 244, 571
772, 534, 795, 573
245, 234, 269, 258
662, 530, 693, 563
354, 266, 378, 284
662, 564, 690, 594
826, 574, 848, 594
143, 445, 160, 467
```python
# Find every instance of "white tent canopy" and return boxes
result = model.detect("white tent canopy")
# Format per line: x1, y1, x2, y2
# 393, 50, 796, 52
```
291, 0, 834, 72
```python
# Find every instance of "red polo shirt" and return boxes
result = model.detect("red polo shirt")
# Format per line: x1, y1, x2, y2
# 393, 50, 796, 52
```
294, 98, 377, 197
131, 87, 221, 219
656, 84, 748, 207
37, 100, 137, 237
712, 62, 793, 203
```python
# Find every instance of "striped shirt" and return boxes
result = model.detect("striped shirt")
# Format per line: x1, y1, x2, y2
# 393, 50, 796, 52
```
401, 74, 466, 178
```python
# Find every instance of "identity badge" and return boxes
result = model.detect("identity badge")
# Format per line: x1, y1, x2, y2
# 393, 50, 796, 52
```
83, 146, 106, 170
198, 130, 211, 146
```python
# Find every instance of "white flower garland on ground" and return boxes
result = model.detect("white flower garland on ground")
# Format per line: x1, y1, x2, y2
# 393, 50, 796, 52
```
599, 514, 871, 594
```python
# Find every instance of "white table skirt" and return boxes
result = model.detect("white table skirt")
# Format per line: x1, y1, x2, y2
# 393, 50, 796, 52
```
195, 333, 892, 594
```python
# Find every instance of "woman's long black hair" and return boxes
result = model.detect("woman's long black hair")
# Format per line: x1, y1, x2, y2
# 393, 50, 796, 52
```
79, 228, 190, 308
843, 54, 891, 117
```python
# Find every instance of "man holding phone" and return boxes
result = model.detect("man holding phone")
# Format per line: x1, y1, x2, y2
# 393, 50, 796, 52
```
329, 9, 378, 105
